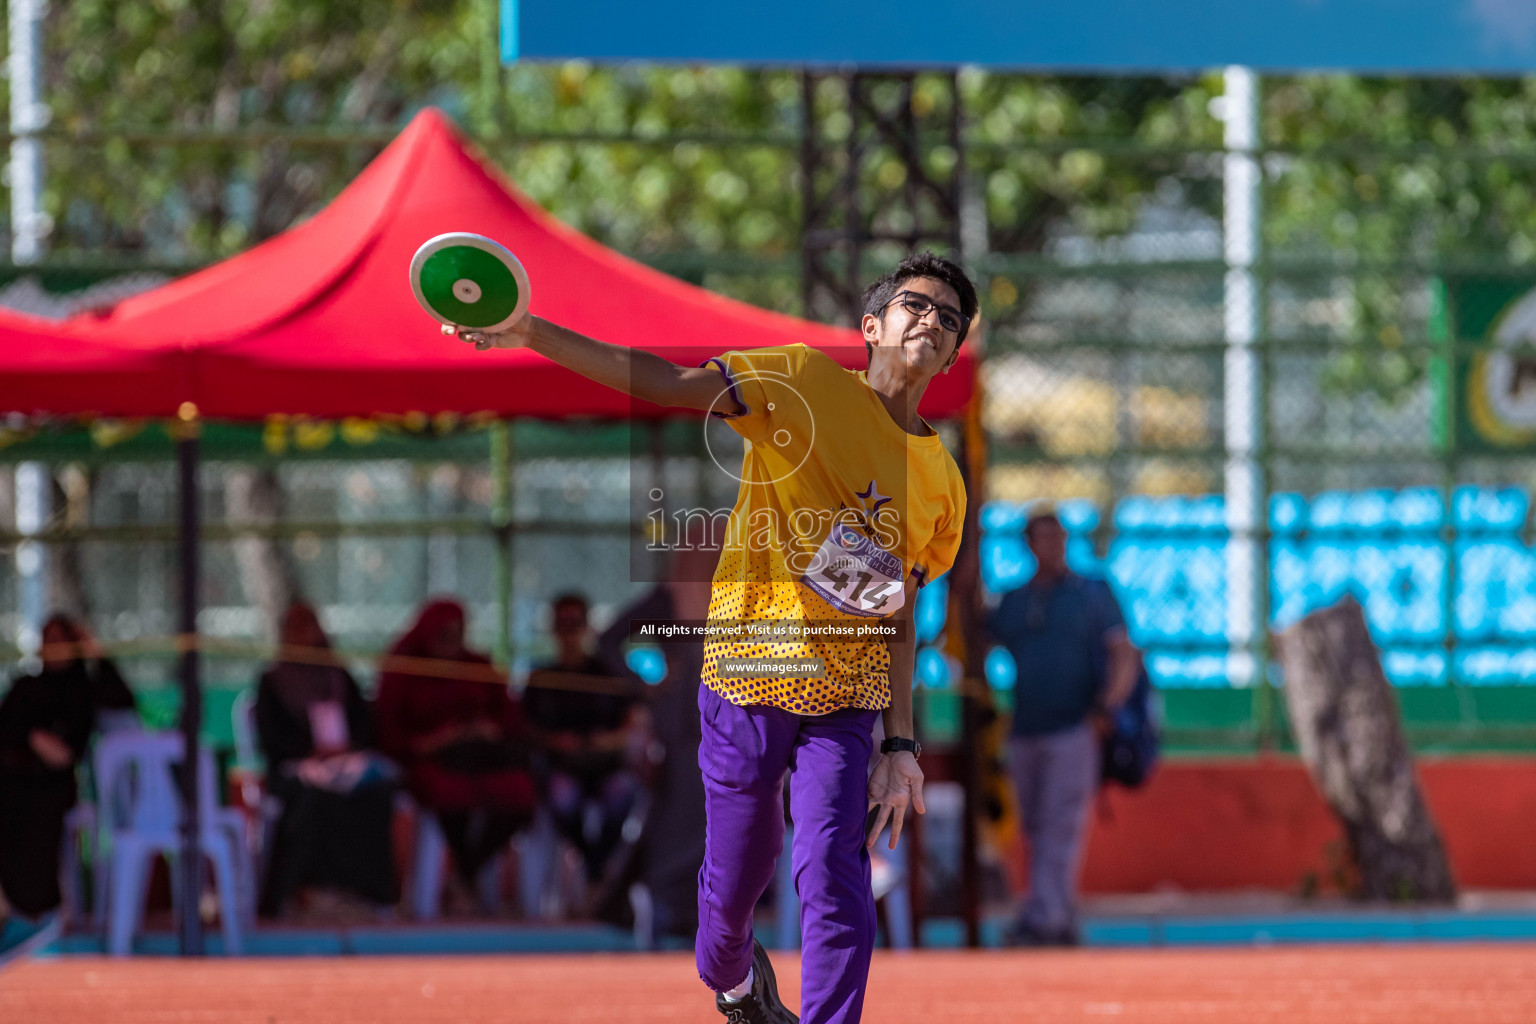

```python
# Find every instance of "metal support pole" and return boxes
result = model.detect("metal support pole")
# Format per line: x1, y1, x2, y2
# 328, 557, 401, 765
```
799, 72, 824, 321
949, 389, 988, 950
478, 0, 503, 135
1220, 67, 1268, 715
9, 0, 48, 655
491, 421, 514, 667
801, 70, 964, 326
1428, 281, 1461, 703
14, 462, 48, 661
175, 413, 204, 956
8, 0, 49, 264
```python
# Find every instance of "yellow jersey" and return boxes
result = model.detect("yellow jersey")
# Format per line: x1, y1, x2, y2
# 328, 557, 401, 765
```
697, 343, 966, 715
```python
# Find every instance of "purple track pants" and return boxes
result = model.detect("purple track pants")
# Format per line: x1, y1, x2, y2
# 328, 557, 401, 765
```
696, 684, 879, 1024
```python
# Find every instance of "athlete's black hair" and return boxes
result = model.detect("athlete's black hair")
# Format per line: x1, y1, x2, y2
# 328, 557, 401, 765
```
860, 251, 979, 363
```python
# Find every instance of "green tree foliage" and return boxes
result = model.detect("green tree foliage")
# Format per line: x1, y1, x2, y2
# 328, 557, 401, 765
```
22, 2, 1536, 377
30, 1, 812, 305
1264, 77, 1536, 399
966, 72, 1221, 250
1266, 76, 1536, 264
42, 0, 481, 256
22, 1, 1219, 321
494, 63, 805, 312
962, 71, 1222, 336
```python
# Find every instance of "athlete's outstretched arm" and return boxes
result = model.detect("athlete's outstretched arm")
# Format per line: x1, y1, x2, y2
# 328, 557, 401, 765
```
460, 315, 740, 415
867, 576, 925, 851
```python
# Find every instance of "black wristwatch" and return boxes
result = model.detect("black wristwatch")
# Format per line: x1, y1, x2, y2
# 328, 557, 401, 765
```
881, 736, 921, 759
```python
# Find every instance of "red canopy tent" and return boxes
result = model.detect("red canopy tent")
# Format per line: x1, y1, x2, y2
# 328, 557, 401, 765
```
62, 108, 975, 421
0, 307, 188, 416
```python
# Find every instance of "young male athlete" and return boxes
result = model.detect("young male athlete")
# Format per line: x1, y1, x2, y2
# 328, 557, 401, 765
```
460, 251, 975, 1024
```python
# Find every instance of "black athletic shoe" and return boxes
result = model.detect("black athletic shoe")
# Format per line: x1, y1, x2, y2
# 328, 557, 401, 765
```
1002, 918, 1081, 948
715, 938, 799, 1023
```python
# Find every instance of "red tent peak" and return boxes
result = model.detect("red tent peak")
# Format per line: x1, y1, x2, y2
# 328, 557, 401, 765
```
399, 105, 462, 144
54, 108, 974, 419
74, 110, 451, 346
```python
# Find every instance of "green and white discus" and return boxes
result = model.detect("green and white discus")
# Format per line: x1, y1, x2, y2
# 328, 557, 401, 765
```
409, 232, 531, 335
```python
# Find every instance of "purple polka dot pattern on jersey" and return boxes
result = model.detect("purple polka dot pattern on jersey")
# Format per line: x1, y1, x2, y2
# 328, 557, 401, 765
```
701, 541, 894, 715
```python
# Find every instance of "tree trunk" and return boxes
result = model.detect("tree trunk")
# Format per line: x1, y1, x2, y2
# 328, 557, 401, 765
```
1, 469, 13, 648
47, 466, 93, 624
225, 467, 298, 640
1273, 596, 1457, 902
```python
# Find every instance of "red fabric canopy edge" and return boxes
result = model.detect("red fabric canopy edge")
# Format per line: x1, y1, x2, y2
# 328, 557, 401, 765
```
0, 306, 192, 417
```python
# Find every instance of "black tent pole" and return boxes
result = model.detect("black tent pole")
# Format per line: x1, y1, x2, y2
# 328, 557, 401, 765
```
175, 405, 204, 956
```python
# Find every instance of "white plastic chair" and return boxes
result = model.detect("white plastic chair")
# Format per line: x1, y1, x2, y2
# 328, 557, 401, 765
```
61, 711, 149, 928
60, 803, 95, 927
517, 805, 582, 921
230, 689, 280, 923
405, 793, 647, 934
93, 730, 247, 956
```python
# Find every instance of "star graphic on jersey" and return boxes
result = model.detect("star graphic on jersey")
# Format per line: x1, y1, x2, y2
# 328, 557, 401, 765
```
857, 480, 891, 515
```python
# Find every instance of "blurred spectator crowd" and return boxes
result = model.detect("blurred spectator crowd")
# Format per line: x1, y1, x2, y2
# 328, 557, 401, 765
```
0, 518, 1144, 955
0, 576, 710, 949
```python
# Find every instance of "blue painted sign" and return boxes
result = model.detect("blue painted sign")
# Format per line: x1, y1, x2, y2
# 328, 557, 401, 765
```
972, 488, 1536, 689
503, 0, 1536, 73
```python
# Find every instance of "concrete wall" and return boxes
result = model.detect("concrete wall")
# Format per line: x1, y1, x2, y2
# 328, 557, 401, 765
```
1074, 757, 1536, 893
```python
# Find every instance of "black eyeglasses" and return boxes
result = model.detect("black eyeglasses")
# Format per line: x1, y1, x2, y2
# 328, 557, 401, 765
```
882, 290, 970, 335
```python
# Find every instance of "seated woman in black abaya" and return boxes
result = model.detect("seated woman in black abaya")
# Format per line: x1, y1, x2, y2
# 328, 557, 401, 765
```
0, 614, 136, 936
255, 602, 400, 919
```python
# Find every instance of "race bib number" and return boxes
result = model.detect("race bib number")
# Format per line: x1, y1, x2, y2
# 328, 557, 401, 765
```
802, 523, 905, 617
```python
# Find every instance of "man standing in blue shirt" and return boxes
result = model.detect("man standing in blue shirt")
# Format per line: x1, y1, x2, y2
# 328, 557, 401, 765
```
986, 506, 1141, 946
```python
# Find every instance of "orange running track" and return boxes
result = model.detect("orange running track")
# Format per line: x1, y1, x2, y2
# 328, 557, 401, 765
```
4, 946, 1536, 1023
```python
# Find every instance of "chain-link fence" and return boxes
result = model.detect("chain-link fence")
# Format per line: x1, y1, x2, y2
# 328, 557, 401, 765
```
977, 74, 1536, 752
0, 423, 648, 746
10, 62, 1536, 752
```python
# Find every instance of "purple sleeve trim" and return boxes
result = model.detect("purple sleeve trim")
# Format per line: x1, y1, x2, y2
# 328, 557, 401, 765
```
911, 564, 929, 588
700, 356, 749, 419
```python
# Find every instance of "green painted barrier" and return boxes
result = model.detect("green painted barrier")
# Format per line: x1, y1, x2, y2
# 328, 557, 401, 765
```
110, 682, 1536, 762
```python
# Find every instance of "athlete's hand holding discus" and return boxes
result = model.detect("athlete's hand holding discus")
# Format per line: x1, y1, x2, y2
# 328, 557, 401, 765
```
459, 316, 538, 351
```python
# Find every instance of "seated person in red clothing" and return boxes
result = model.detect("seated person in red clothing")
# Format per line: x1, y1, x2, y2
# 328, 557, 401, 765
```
376, 599, 535, 893
523, 593, 644, 884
